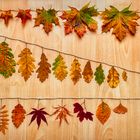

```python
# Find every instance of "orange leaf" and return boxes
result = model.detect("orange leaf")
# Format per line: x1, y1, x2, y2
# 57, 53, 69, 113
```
122, 71, 127, 81
113, 103, 127, 114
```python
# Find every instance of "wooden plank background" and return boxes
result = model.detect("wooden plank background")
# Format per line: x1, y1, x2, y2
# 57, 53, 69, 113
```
0, 0, 140, 140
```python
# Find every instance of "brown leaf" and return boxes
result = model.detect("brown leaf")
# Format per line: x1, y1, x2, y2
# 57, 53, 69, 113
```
12, 104, 26, 128
122, 71, 127, 81
96, 101, 111, 125
113, 103, 127, 114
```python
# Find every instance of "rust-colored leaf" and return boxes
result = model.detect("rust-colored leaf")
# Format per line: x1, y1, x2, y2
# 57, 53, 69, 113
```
113, 103, 128, 114
12, 104, 26, 128
122, 71, 127, 81
96, 101, 111, 125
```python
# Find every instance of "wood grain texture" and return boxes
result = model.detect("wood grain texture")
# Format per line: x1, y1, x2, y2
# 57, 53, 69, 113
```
0, 0, 140, 140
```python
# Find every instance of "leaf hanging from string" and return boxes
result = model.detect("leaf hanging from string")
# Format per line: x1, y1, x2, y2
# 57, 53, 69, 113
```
17, 48, 35, 81
28, 108, 49, 129
51, 105, 72, 126
82, 61, 93, 83
36, 53, 51, 82
52, 54, 68, 81
0, 105, 9, 135
113, 103, 128, 114
122, 71, 127, 81
96, 101, 111, 125
34, 8, 59, 34
101, 5, 140, 41
16, 9, 32, 25
0, 10, 13, 26
60, 3, 98, 38
12, 104, 26, 128
94, 64, 105, 85
0, 42, 16, 78
107, 66, 120, 88
70, 58, 82, 84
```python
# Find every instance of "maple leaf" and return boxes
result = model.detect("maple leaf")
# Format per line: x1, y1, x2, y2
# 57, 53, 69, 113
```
16, 9, 32, 25
70, 58, 82, 84
34, 8, 59, 34
12, 104, 26, 128
101, 5, 140, 41
28, 108, 49, 129
0, 10, 13, 26
51, 105, 72, 126
52, 54, 68, 81
17, 48, 35, 81
36, 53, 51, 82
60, 3, 98, 38
96, 101, 111, 125
82, 61, 93, 83
107, 66, 120, 88
113, 103, 128, 114
0, 105, 9, 135
0, 42, 16, 78
94, 64, 105, 85
122, 70, 127, 81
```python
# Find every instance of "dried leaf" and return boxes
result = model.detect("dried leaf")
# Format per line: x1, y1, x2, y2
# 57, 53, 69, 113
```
122, 71, 127, 81
94, 64, 105, 85
113, 103, 127, 114
82, 61, 93, 83
107, 66, 120, 88
96, 101, 111, 125
12, 104, 26, 128
28, 108, 49, 129
0, 10, 13, 26
17, 48, 35, 81
101, 5, 140, 41
70, 58, 82, 84
52, 54, 68, 81
34, 8, 59, 34
51, 105, 72, 126
36, 53, 51, 82
0, 42, 16, 78
60, 3, 98, 38
16, 9, 32, 25
0, 105, 9, 135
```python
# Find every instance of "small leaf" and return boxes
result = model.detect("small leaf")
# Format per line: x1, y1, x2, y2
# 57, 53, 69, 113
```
113, 103, 128, 114
122, 71, 127, 81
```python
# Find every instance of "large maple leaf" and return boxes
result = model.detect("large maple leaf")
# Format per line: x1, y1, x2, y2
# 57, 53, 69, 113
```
101, 5, 140, 41
60, 3, 98, 38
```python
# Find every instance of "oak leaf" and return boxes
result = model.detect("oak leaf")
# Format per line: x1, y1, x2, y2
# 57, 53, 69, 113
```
17, 48, 35, 81
12, 104, 26, 128
96, 101, 111, 125
82, 61, 93, 83
122, 71, 127, 81
113, 103, 127, 114
0, 42, 16, 78
70, 58, 82, 84
0, 105, 9, 135
107, 66, 120, 88
52, 54, 68, 81
36, 53, 51, 82
34, 8, 59, 34
101, 5, 140, 41
60, 3, 98, 38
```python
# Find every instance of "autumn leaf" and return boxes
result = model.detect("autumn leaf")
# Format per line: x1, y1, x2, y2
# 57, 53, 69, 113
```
60, 3, 98, 38
70, 58, 82, 84
36, 53, 51, 82
16, 9, 32, 25
51, 105, 72, 126
113, 103, 127, 114
107, 66, 120, 88
34, 8, 59, 34
101, 5, 140, 41
94, 64, 105, 85
96, 101, 111, 125
0, 10, 13, 26
0, 105, 9, 135
17, 48, 35, 81
12, 104, 26, 128
52, 54, 68, 81
28, 108, 49, 129
0, 42, 16, 78
82, 61, 93, 83
122, 70, 127, 81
